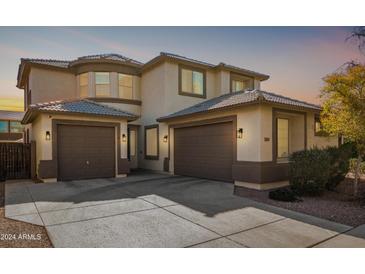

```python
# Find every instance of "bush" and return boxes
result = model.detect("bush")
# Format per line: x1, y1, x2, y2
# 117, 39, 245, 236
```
349, 158, 365, 174
326, 144, 353, 190
289, 147, 331, 196
269, 188, 299, 202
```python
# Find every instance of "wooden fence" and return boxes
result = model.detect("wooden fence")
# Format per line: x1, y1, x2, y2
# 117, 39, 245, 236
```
0, 143, 31, 180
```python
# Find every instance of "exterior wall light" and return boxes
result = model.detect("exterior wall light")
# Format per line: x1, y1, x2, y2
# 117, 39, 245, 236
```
163, 135, 168, 143
122, 134, 127, 142
237, 128, 243, 139
45, 131, 51, 141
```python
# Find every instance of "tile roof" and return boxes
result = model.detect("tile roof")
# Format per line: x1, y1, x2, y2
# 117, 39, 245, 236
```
73, 53, 144, 66
22, 99, 138, 124
21, 58, 70, 68
160, 52, 216, 67
0, 110, 25, 121
157, 90, 321, 121
152, 52, 269, 80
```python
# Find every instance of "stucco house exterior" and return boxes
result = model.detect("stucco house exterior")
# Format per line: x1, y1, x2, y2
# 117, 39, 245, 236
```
16, 52, 338, 189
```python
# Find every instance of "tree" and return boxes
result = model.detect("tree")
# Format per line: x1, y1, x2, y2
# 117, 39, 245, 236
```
320, 63, 365, 195
349, 26, 365, 54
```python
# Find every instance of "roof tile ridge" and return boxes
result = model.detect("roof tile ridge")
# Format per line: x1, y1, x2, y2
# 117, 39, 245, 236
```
82, 99, 138, 117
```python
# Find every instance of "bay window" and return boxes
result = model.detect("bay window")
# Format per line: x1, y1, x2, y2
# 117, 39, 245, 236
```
95, 72, 110, 97
79, 73, 88, 98
118, 73, 133, 99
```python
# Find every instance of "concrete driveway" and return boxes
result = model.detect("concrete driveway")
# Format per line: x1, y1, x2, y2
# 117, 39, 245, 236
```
5, 171, 365, 247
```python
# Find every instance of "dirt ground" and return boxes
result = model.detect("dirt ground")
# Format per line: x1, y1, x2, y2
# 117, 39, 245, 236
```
235, 178, 365, 227
0, 181, 52, 248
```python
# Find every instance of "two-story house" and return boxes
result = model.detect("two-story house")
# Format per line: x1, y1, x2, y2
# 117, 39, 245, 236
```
16, 52, 337, 189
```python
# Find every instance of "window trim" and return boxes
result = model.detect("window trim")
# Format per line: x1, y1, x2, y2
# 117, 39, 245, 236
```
144, 124, 159, 160
178, 64, 206, 98
95, 72, 111, 97
230, 73, 254, 93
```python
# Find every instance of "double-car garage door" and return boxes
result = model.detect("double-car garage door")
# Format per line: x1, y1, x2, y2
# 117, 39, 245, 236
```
57, 124, 115, 181
174, 122, 233, 182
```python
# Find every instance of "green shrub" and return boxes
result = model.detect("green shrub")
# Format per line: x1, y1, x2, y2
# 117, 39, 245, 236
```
349, 158, 365, 174
289, 147, 331, 196
269, 188, 299, 202
325, 144, 353, 190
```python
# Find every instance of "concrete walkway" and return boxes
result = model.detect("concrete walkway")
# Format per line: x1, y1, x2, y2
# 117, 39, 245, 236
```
5, 172, 365, 248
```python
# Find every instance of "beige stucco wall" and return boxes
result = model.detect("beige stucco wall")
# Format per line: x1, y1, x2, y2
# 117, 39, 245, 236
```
164, 104, 340, 175
30, 113, 128, 176
139, 63, 166, 170
215, 70, 230, 96
138, 62, 268, 172
29, 67, 77, 104
165, 105, 263, 174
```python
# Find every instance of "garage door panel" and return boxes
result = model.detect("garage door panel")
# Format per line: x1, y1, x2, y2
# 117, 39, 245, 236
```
57, 125, 115, 181
174, 122, 233, 182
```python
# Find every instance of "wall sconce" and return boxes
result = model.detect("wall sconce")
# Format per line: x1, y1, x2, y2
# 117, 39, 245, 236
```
237, 128, 243, 139
122, 134, 127, 142
163, 135, 168, 143
45, 131, 51, 141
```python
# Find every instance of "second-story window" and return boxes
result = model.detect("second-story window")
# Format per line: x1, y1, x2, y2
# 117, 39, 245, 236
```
179, 65, 205, 98
118, 73, 133, 99
79, 73, 88, 98
95, 72, 110, 97
231, 74, 254, 92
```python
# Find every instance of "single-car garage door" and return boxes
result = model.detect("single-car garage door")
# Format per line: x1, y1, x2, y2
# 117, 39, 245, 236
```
174, 122, 233, 182
57, 124, 115, 181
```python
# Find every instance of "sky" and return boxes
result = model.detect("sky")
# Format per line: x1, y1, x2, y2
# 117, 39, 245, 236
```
0, 26, 363, 111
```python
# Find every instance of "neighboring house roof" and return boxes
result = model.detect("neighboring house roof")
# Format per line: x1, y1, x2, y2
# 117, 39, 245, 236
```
22, 99, 138, 124
157, 90, 321, 122
0, 110, 25, 121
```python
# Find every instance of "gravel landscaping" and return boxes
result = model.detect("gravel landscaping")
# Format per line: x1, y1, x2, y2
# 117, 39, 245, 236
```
0, 182, 52, 248
234, 178, 365, 227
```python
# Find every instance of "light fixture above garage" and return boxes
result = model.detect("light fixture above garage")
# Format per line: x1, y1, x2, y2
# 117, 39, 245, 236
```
45, 131, 51, 141
237, 128, 243, 139
122, 134, 127, 142
163, 135, 168, 143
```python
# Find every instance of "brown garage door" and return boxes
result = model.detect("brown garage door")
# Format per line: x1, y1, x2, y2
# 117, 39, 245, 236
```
57, 124, 115, 181
174, 122, 233, 182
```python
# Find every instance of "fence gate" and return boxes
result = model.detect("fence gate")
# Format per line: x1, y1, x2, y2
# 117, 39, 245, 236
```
0, 143, 31, 180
